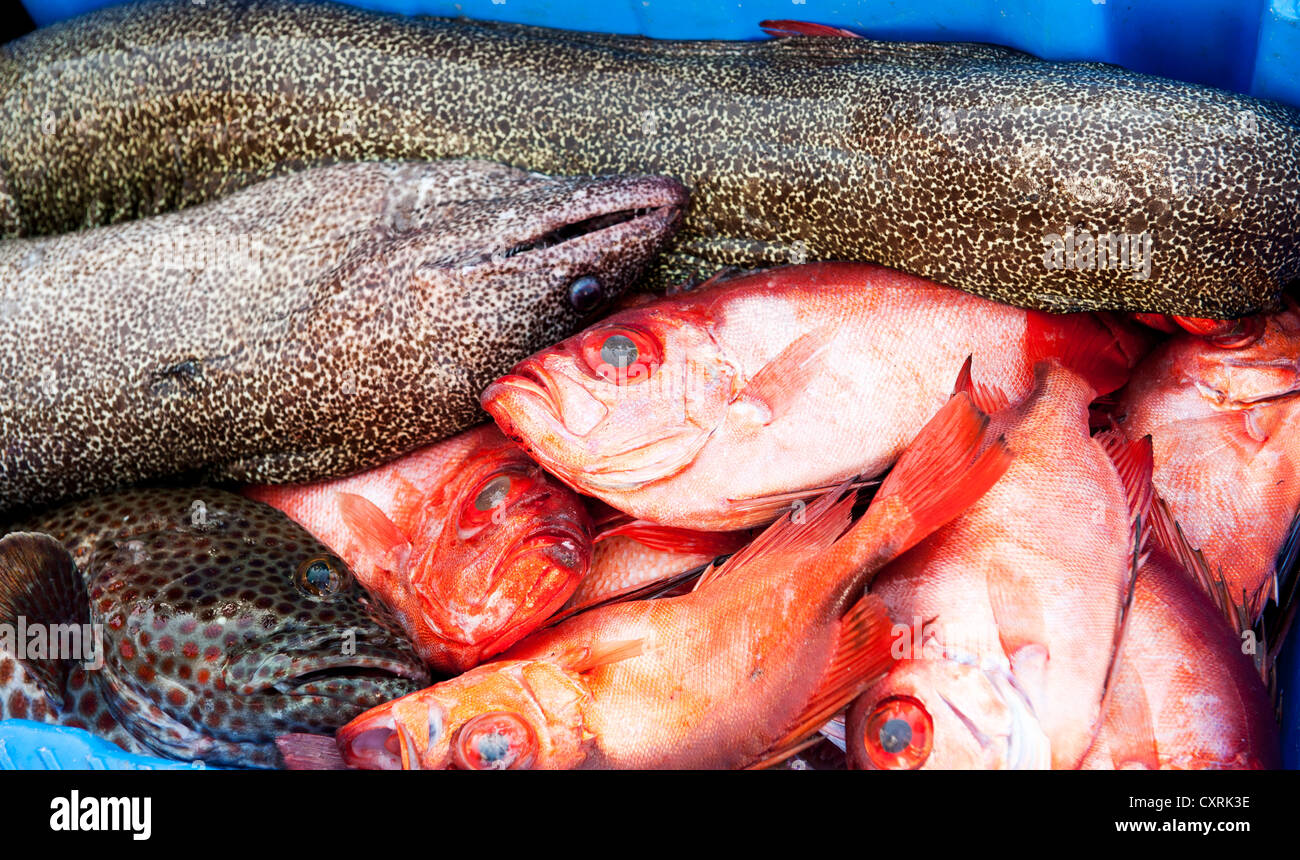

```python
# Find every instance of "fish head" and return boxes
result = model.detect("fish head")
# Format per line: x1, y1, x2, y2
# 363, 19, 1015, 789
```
332, 659, 593, 770
398, 435, 593, 671
1184, 306, 1300, 408
482, 302, 741, 494
847, 651, 1052, 770
392, 162, 686, 336
85, 489, 429, 768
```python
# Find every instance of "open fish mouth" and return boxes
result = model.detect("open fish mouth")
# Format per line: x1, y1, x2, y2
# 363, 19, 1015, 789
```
450, 176, 686, 268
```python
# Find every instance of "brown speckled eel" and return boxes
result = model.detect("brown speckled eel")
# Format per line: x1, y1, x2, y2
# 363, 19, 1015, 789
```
0, 160, 685, 514
1, 0, 1298, 316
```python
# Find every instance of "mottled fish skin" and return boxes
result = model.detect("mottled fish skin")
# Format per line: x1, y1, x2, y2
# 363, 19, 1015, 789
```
0, 488, 429, 768
2, 0, 1298, 316
0, 159, 685, 515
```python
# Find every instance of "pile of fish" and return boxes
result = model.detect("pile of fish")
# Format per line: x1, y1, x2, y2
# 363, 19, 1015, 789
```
0, 0, 1296, 769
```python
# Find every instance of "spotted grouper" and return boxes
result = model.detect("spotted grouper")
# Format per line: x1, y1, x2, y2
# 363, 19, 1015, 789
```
0, 159, 685, 515
1, 1, 1298, 316
0, 487, 430, 768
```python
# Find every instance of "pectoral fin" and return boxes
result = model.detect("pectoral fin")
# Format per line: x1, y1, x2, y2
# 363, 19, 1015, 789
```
0, 532, 87, 715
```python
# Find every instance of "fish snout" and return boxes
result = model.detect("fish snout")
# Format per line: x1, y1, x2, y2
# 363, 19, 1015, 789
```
336, 696, 451, 771
484, 357, 610, 439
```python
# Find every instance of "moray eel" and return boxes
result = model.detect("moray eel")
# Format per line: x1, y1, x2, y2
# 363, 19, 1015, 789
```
1, 0, 1298, 316
0, 160, 685, 514
0, 488, 430, 768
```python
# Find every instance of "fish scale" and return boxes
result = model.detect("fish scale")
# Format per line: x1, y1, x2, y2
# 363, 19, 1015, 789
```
0, 487, 429, 768
1, 0, 1298, 315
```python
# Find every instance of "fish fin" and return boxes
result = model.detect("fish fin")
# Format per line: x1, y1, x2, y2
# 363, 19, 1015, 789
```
592, 519, 753, 557
556, 639, 647, 674
276, 734, 351, 770
1094, 432, 1155, 540
1264, 510, 1300, 673
386, 478, 431, 536
0, 532, 86, 708
547, 560, 714, 627
585, 498, 632, 530
1131, 312, 1180, 334
750, 592, 895, 769
1024, 311, 1138, 397
336, 492, 411, 572
724, 479, 876, 523
1149, 495, 1251, 634
986, 570, 1051, 699
1171, 315, 1266, 348
760, 19, 861, 38
1087, 520, 1147, 765
952, 355, 1012, 414
696, 480, 858, 593
734, 326, 837, 426
1089, 650, 1160, 770
865, 393, 1012, 554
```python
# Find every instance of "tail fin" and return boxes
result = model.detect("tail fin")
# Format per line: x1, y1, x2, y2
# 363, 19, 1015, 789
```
860, 393, 1012, 559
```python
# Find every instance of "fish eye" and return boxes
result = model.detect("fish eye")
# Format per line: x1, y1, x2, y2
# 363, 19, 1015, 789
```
859, 696, 933, 770
601, 334, 638, 368
579, 325, 662, 385
474, 475, 513, 512
295, 556, 352, 598
453, 711, 538, 770
567, 276, 603, 314
459, 469, 534, 537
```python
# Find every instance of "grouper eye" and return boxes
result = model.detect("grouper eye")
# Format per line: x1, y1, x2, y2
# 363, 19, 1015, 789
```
452, 712, 538, 770
295, 556, 352, 598
859, 696, 934, 770
567, 276, 603, 313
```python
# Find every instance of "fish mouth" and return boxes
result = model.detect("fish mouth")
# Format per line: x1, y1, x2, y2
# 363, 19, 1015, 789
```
258, 650, 430, 698
456, 177, 686, 268
488, 362, 561, 421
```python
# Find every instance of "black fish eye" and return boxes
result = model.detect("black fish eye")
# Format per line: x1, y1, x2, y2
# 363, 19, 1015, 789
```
474, 475, 513, 512
295, 556, 351, 597
567, 276, 603, 313
600, 334, 638, 369
879, 718, 913, 754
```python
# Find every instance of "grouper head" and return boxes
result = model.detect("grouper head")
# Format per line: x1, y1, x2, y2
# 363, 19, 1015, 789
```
6, 488, 432, 768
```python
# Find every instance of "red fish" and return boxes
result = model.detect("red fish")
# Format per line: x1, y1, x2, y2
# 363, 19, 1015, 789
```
1116, 304, 1300, 620
483, 262, 1148, 530
246, 424, 592, 673
845, 360, 1148, 769
280, 391, 1011, 769
1078, 544, 1279, 770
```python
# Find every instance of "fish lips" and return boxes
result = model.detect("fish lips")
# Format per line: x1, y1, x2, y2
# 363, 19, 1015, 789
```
228, 640, 430, 700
